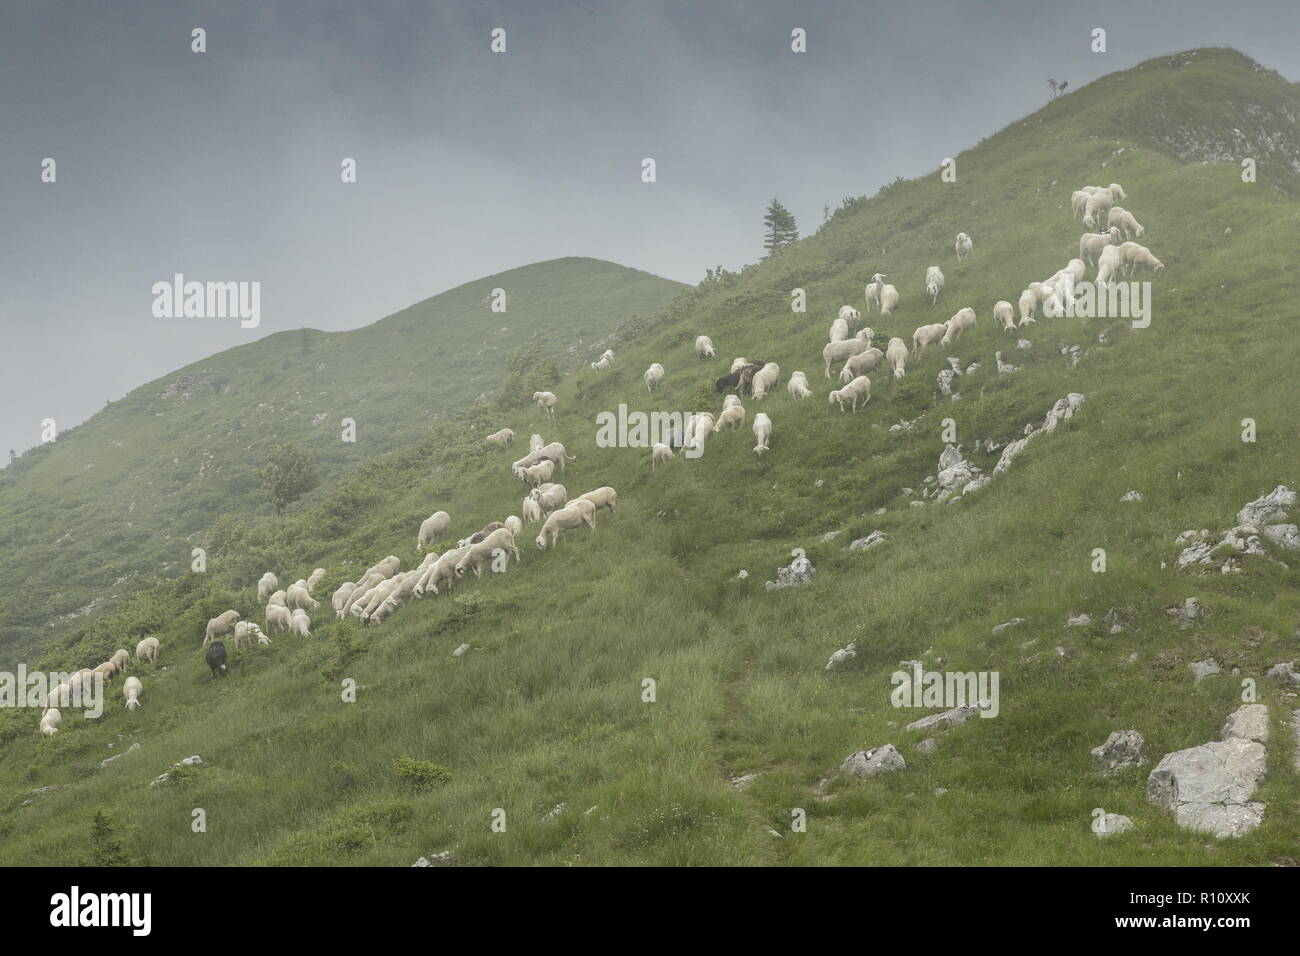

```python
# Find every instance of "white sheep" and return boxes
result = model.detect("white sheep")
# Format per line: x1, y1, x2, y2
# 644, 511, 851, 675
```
40, 708, 62, 737
1107, 206, 1145, 239
267, 589, 287, 607
536, 499, 597, 550
729, 356, 748, 373
1108, 182, 1126, 202
454, 528, 521, 578
993, 300, 1016, 331
787, 371, 812, 400
1079, 227, 1121, 268
722, 393, 743, 410
590, 355, 613, 371
204, 610, 241, 647
1071, 190, 1091, 219
954, 233, 973, 262
752, 412, 772, 454
828, 375, 871, 412
331, 582, 356, 619
1017, 289, 1037, 325
504, 515, 524, 538
838, 305, 862, 329
135, 637, 159, 664
651, 442, 675, 470
257, 572, 278, 602
290, 608, 312, 637
109, 648, 130, 675
940, 307, 976, 344
1096, 244, 1123, 284
532, 391, 557, 416
688, 413, 716, 455
578, 486, 618, 515
286, 581, 319, 611
1064, 258, 1087, 285
368, 556, 401, 579
879, 283, 900, 314
886, 337, 908, 380
925, 265, 945, 304
714, 403, 745, 431
266, 603, 292, 633
529, 433, 545, 452
1082, 190, 1113, 229
522, 496, 544, 522
829, 317, 850, 342
911, 323, 948, 360
521, 459, 556, 488
485, 427, 514, 446
418, 546, 471, 596
530, 483, 569, 515
840, 347, 884, 383
821, 337, 872, 378
1117, 241, 1164, 274
234, 620, 266, 650
644, 362, 665, 393
694, 335, 716, 359
122, 676, 143, 711
418, 511, 450, 550
864, 278, 883, 312
751, 363, 780, 399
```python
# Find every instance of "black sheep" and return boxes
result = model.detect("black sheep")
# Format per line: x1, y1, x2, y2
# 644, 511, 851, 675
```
205, 640, 228, 678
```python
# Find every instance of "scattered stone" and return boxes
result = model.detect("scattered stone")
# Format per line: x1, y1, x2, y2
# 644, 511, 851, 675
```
1266, 661, 1299, 686
542, 803, 567, 822
910, 500, 925, 508
873, 507, 887, 516
737, 569, 748, 579
1236, 485, 1296, 527
814, 479, 825, 488
995, 351, 1018, 374
992, 618, 1026, 635
729, 772, 759, 790
1091, 730, 1147, 771
1066, 612, 1092, 627
1221, 704, 1269, 744
452, 643, 470, 657
1190, 659, 1221, 683
765, 554, 815, 591
937, 368, 958, 395
839, 743, 906, 779
1103, 607, 1125, 634
1262, 523, 1300, 550
916, 738, 938, 754
1091, 812, 1134, 837
819, 530, 841, 543
1060, 344, 1084, 366
411, 851, 452, 867
1120, 490, 1144, 502
848, 530, 888, 552
1166, 597, 1201, 628
933, 787, 948, 797
905, 703, 985, 733
825, 642, 857, 671
100, 742, 140, 770
1146, 734, 1267, 839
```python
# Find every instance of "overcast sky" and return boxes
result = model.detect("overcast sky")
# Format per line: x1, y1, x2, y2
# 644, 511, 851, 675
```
2, 0, 1297, 460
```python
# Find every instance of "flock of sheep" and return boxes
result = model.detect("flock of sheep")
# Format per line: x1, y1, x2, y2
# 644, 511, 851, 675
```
36, 176, 1165, 739
37, 638, 157, 736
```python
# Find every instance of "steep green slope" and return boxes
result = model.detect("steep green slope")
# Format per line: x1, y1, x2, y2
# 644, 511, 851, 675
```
2, 49, 1298, 866
0, 258, 684, 666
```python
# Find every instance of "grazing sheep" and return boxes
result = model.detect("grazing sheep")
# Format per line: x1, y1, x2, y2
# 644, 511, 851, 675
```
135, 637, 160, 664
504, 515, 524, 538
911, 323, 948, 360
644, 363, 665, 393
107, 649, 128, 677
1107, 206, 1145, 239
828, 375, 871, 412
1071, 189, 1091, 219
886, 337, 908, 380
93, 662, 115, 685
485, 427, 514, 446
1096, 244, 1123, 284
941, 307, 976, 344
122, 676, 143, 711
993, 300, 1016, 331
204, 610, 241, 647
290, 608, 312, 637
1064, 258, 1087, 285
1117, 241, 1164, 274
286, 581, 320, 611
532, 391, 557, 416
864, 278, 883, 312
462, 521, 507, 547
751, 363, 780, 399
306, 568, 326, 594
688, 413, 716, 455
752, 412, 772, 454
822, 338, 872, 378
529, 433, 545, 452
652, 442, 675, 470
454, 528, 522, 578
590, 355, 613, 371
366, 555, 401, 580
46, 683, 69, 708
266, 603, 292, 633
1108, 182, 1126, 202
418, 511, 451, 550
787, 371, 813, 399
205, 641, 228, 678
736, 362, 768, 396
729, 356, 749, 373
536, 499, 598, 550
1079, 228, 1121, 268
714, 403, 746, 431
840, 347, 884, 383
331, 582, 357, 619
829, 317, 850, 342
522, 496, 544, 522
879, 284, 900, 315
954, 233, 973, 262
233, 621, 266, 650
722, 393, 743, 410
530, 483, 569, 516
578, 486, 618, 515
838, 305, 862, 329
418, 546, 472, 596
40, 708, 62, 737
267, 589, 288, 608
257, 572, 278, 602
695, 335, 716, 359
532, 441, 576, 473
521, 459, 556, 488
1082, 191, 1113, 228
925, 265, 945, 304
1017, 289, 1038, 325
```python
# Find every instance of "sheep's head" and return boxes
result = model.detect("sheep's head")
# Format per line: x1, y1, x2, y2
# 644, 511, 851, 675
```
535, 535, 548, 550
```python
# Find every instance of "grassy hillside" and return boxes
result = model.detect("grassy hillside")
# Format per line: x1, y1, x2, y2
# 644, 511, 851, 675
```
0, 258, 684, 666
3, 48, 1299, 866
